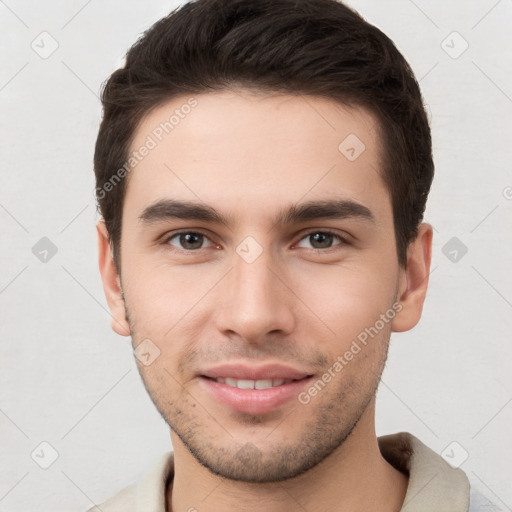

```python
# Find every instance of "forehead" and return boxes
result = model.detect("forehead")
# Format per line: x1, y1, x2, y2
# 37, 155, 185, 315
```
123, 90, 390, 227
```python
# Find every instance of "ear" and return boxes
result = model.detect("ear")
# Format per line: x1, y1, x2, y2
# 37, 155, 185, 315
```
391, 223, 433, 332
97, 220, 131, 336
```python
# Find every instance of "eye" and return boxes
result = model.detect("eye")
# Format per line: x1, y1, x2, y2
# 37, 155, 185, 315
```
295, 230, 346, 250
165, 231, 215, 251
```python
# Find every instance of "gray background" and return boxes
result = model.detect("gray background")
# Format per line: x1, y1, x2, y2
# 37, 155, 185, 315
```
1, 0, 511, 510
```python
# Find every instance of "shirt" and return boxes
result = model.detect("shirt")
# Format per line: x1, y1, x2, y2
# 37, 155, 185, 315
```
86, 432, 489, 511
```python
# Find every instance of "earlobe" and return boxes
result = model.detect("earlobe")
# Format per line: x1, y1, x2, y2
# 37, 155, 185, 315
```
391, 223, 433, 333
96, 220, 131, 337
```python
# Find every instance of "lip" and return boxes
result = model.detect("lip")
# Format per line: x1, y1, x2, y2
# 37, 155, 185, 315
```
199, 362, 311, 381
197, 363, 313, 415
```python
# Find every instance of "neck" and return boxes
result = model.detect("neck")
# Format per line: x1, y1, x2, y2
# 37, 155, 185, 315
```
167, 401, 408, 512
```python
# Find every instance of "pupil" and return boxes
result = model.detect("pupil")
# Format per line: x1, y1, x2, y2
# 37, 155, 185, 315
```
311, 232, 332, 248
181, 233, 202, 249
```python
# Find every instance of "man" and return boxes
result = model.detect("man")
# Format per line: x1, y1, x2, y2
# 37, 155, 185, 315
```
91, 0, 475, 510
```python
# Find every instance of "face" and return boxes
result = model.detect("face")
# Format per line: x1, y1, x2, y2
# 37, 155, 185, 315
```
99, 89, 430, 483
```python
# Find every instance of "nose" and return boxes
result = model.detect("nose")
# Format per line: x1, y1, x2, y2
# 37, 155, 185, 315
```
213, 243, 295, 345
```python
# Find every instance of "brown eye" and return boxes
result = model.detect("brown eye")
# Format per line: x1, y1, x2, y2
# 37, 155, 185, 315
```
296, 231, 344, 250
167, 232, 211, 251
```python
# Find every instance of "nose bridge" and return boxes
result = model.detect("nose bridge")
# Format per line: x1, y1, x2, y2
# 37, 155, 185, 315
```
216, 238, 294, 341
233, 245, 274, 302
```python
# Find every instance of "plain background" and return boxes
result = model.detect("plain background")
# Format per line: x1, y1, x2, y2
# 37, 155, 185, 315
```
1, 1, 511, 510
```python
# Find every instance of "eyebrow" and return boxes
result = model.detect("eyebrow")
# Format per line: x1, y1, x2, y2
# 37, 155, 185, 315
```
138, 198, 375, 227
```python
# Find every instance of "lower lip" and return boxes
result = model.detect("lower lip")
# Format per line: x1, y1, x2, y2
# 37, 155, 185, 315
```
198, 376, 312, 415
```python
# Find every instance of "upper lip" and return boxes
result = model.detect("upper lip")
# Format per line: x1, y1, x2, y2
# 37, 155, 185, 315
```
199, 363, 312, 381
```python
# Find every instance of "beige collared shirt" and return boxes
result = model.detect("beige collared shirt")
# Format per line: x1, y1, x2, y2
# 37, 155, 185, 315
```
87, 432, 479, 511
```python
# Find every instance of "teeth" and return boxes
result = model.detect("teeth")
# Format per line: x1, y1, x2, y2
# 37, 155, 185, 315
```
216, 377, 293, 389
236, 379, 254, 389
255, 379, 274, 389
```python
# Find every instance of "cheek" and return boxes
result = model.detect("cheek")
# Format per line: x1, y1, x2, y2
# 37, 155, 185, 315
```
291, 260, 397, 346
122, 260, 221, 337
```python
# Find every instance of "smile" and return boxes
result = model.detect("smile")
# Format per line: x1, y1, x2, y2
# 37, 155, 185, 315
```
211, 377, 296, 389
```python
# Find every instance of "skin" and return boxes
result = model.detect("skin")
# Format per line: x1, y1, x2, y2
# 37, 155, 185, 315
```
98, 89, 432, 512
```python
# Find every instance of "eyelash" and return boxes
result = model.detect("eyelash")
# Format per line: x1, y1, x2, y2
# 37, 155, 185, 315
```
161, 229, 350, 253
295, 229, 350, 251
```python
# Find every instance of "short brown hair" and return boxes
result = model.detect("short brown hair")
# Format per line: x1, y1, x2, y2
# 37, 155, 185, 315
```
94, 0, 434, 270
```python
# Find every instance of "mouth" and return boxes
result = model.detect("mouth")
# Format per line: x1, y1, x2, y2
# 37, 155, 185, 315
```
197, 364, 314, 415
204, 376, 300, 389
